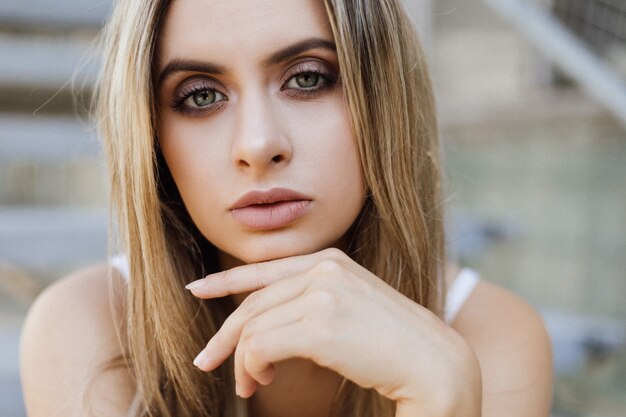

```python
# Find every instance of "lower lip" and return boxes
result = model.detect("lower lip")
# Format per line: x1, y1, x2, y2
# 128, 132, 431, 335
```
230, 200, 311, 230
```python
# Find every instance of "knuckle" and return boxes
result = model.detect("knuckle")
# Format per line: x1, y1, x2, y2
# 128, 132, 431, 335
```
247, 336, 266, 358
241, 319, 258, 340
220, 268, 233, 287
252, 263, 266, 291
239, 290, 261, 315
322, 247, 345, 259
314, 258, 344, 276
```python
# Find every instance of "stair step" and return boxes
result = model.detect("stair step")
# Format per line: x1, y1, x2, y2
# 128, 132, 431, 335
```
0, 207, 108, 271
0, 322, 26, 417
0, 113, 101, 162
0, 0, 111, 29
0, 33, 98, 90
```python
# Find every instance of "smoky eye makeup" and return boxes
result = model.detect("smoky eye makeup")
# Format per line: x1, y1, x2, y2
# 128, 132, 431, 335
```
167, 59, 340, 116
169, 77, 228, 116
280, 60, 339, 97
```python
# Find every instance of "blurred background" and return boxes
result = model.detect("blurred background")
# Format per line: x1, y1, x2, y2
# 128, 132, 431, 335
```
0, 0, 625, 415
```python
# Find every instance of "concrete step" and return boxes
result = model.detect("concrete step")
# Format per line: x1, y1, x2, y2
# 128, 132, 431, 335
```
0, 113, 101, 162
437, 89, 607, 128
0, 0, 111, 30
0, 321, 25, 417
0, 207, 108, 272
0, 322, 22, 379
0, 32, 98, 91
539, 307, 626, 375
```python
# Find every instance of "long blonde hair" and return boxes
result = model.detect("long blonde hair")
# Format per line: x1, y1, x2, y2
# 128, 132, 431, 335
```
94, 0, 445, 416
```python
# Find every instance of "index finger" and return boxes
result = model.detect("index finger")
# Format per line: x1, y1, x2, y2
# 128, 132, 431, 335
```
185, 247, 341, 297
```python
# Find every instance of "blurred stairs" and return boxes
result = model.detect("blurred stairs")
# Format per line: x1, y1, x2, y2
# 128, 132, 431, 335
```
0, 2, 111, 283
0, 2, 111, 416
1, 1, 625, 417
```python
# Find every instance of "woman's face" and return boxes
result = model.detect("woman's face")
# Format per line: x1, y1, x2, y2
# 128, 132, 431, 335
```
155, 0, 366, 266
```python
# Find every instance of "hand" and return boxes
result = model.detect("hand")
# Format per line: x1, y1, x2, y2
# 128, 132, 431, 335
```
186, 248, 481, 413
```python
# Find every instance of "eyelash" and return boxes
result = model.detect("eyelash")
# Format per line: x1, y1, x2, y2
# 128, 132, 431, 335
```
170, 65, 338, 115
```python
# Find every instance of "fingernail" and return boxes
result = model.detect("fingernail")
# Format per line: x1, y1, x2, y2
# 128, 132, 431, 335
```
193, 350, 209, 368
185, 279, 205, 290
259, 366, 275, 385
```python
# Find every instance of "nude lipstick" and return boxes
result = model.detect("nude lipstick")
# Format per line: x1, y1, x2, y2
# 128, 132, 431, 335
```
229, 187, 312, 230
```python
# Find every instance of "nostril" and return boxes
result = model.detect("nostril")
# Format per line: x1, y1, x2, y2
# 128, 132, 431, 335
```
272, 155, 284, 163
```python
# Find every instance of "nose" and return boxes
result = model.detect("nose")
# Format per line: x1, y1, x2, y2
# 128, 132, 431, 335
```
231, 88, 292, 176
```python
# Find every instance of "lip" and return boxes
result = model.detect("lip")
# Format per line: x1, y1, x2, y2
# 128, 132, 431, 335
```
229, 187, 312, 230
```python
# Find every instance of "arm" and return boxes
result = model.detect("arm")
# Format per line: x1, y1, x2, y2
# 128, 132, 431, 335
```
187, 249, 484, 415
395, 280, 552, 417
20, 264, 135, 417
450, 280, 554, 417
186, 249, 552, 416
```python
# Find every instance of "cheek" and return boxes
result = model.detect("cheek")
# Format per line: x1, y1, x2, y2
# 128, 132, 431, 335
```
157, 116, 231, 210
292, 99, 364, 195
159, 116, 224, 166
283, 99, 366, 242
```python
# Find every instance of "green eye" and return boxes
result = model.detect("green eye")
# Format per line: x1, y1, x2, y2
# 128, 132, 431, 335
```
191, 90, 217, 107
172, 81, 228, 115
294, 73, 320, 88
178, 88, 226, 111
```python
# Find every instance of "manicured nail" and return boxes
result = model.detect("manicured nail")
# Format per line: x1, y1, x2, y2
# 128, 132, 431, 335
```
193, 350, 209, 368
258, 366, 275, 385
185, 279, 205, 290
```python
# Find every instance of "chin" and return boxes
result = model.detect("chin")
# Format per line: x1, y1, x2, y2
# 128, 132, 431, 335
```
223, 233, 343, 265
236, 243, 321, 264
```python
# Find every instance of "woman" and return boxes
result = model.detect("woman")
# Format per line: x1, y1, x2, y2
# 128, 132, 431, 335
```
20, 0, 553, 416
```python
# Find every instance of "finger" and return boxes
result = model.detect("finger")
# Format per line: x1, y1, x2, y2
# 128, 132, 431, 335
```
194, 271, 310, 371
186, 247, 343, 297
234, 342, 261, 398
234, 305, 305, 398
234, 341, 276, 398
235, 290, 338, 397
243, 319, 321, 381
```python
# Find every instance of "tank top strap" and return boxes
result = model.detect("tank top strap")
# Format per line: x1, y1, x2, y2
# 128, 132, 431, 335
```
444, 267, 480, 325
110, 254, 130, 282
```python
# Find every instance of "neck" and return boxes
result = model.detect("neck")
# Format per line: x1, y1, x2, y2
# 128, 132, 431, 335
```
247, 358, 342, 417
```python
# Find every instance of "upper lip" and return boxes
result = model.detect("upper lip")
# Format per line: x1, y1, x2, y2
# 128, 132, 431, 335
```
230, 187, 312, 210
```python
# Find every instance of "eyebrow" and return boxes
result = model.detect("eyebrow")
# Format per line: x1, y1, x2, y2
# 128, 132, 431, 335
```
157, 37, 336, 86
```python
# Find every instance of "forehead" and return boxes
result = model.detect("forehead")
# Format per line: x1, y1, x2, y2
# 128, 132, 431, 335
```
156, 0, 333, 67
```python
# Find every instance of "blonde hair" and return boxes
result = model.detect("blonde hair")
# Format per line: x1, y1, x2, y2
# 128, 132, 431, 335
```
94, 0, 445, 416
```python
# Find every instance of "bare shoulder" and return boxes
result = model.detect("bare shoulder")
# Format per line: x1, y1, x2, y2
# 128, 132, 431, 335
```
450, 275, 554, 416
20, 263, 134, 417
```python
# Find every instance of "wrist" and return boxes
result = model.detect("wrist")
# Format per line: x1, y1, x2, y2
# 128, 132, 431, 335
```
439, 343, 482, 417
443, 342, 482, 417
395, 382, 481, 417
397, 340, 482, 417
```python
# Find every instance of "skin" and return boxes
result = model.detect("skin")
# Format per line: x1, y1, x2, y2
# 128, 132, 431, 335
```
21, 262, 553, 417
187, 250, 483, 416
155, 0, 481, 415
20, 1, 554, 416
156, 0, 366, 268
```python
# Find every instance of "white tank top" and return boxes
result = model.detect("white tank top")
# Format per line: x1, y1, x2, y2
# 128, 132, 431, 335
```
110, 255, 479, 325
443, 267, 480, 324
